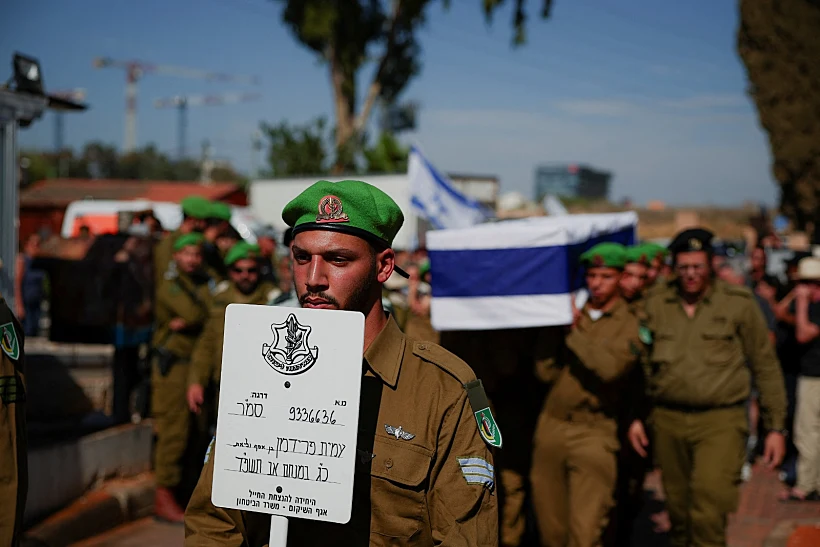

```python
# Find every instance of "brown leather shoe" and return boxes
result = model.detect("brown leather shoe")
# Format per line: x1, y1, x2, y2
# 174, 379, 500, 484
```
154, 486, 185, 523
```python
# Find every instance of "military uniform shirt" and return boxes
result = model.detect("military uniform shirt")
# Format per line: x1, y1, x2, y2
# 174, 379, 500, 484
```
644, 279, 787, 430
184, 317, 499, 546
153, 271, 211, 359
540, 299, 644, 424
189, 281, 277, 388
0, 297, 26, 547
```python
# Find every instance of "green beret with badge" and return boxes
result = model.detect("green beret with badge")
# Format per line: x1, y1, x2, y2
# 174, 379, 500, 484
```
282, 180, 405, 248
637, 242, 668, 261
667, 228, 714, 255
208, 201, 232, 222
173, 232, 205, 251
625, 244, 653, 265
225, 241, 261, 266
181, 195, 211, 220
580, 242, 627, 269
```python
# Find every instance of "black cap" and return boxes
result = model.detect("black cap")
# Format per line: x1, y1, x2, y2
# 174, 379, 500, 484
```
668, 228, 715, 255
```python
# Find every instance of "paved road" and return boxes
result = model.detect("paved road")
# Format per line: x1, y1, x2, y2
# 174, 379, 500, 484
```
74, 518, 183, 547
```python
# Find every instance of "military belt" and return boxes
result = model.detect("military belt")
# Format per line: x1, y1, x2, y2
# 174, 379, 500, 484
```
654, 400, 745, 414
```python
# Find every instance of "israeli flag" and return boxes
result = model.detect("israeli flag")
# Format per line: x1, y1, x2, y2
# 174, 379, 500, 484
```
427, 212, 637, 331
408, 147, 491, 229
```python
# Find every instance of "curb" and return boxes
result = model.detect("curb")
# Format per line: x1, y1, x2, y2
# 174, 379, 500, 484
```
23, 473, 155, 547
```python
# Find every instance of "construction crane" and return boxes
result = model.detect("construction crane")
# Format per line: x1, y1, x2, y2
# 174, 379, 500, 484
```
93, 57, 259, 153
49, 88, 87, 152
153, 92, 262, 159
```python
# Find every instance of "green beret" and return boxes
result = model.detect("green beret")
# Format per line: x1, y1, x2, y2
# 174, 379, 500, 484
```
668, 228, 714, 255
282, 180, 404, 248
173, 232, 204, 251
580, 242, 627, 269
640, 242, 669, 260
181, 195, 211, 220
208, 202, 232, 221
225, 241, 261, 266
625, 244, 652, 265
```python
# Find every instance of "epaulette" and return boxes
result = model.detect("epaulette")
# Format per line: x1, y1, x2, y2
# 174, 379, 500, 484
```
412, 341, 503, 448
412, 341, 477, 385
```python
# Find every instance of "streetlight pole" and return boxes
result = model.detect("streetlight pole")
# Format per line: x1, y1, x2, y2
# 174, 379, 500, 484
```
0, 88, 47, 312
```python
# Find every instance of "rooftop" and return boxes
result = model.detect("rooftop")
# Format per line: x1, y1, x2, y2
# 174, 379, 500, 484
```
21, 179, 244, 207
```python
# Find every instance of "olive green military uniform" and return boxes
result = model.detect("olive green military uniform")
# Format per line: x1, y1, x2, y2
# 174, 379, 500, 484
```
189, 281, 277, 394
154, 229, 181, 286
644, 279, 787, 547
184, 318, 499, 546
605, 298, 652, 547
152, 270, 211, 489
0, 297, 27, 547
442, 326, 558, 547
530, 299, 644, 547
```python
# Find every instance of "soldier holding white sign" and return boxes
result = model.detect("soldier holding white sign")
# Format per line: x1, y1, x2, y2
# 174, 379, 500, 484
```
185, 180, 500, 546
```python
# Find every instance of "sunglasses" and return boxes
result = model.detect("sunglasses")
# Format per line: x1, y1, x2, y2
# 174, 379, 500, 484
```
231, 267, 259, 275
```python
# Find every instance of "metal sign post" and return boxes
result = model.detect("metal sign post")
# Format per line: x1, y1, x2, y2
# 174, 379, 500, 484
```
0, 88, 47, 311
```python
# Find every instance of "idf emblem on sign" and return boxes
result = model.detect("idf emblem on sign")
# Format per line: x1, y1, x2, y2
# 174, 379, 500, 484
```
262, 314, 319, 375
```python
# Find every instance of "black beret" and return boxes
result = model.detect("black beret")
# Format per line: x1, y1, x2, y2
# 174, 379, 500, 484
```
668, 228, 715, 255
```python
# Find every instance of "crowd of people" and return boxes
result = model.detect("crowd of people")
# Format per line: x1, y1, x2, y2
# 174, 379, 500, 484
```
3, 179, 820, 547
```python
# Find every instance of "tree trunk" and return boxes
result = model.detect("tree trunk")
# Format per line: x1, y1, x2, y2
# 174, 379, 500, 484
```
330, 53, 355, 174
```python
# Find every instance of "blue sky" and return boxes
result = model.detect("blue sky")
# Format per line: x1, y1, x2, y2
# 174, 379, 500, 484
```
2, 0, 777, 206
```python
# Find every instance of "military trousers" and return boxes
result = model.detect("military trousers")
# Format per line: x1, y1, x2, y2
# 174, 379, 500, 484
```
530, 414, 618, 547
151, 357, 209, 490
651, 405, 747, 547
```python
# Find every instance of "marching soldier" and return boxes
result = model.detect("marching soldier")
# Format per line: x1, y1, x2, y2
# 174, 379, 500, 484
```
0, 295, 27, 547
641, 242, 669, 289
152, 233, 212, 522
154, 196, 210, 285
187, 241, 277, 419
627, 228, 787, 547
185, 180, 499, 545
530, 242, 645, 547
607, 244, 653, 547
201, 201, 233, 284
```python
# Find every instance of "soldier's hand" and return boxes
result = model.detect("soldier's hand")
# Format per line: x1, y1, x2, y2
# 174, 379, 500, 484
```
187, 384, 205, 414
169, 317, 188, 331
628, 420, 649, 458
763, 431, 786, 469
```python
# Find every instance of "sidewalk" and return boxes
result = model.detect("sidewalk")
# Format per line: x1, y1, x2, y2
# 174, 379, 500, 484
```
729, 464, 820, 547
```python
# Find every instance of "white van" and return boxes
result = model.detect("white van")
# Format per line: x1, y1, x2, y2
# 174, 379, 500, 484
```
60, 200, 276, 244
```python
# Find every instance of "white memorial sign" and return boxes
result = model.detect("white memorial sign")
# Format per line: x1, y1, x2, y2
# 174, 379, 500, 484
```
212, 304, 365, 525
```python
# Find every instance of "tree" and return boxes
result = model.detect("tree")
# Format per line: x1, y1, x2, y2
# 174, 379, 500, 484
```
19, 143, 246, 185
737, 0, 820, 238
363, 132, 410, 173
272, 0, 552, 171
261, 117, 331, 177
